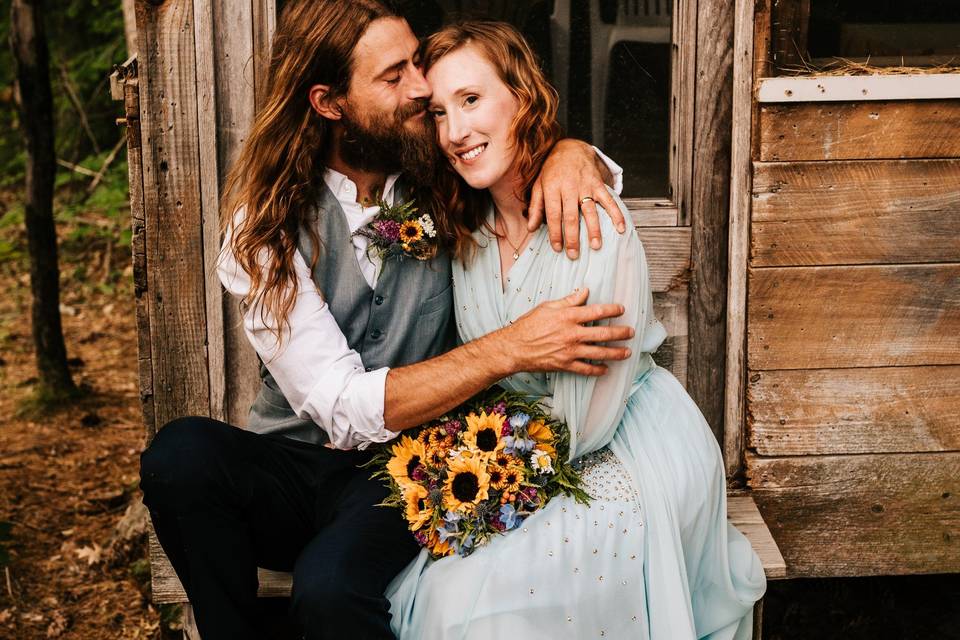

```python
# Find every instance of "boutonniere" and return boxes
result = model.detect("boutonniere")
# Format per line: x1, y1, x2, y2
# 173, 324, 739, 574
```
355, 195, 438, 261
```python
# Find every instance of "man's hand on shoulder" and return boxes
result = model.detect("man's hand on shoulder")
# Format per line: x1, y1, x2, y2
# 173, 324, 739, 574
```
527, 139, 626, 259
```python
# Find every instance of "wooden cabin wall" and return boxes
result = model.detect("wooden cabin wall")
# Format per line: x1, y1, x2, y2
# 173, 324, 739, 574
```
744, 95, 960, 577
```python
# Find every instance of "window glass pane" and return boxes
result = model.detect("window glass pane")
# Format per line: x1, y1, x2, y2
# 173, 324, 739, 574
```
808, 0, 960, 62
405, 1, 674, 198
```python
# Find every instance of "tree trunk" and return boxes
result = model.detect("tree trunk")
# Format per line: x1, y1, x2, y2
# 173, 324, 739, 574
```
10, 0, 76, 396
122, 0, 137, 57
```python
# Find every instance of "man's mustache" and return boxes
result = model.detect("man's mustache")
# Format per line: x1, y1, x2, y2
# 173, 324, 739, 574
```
396, 99, 428, 122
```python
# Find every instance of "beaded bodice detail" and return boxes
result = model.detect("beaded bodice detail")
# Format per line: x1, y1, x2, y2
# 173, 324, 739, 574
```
574, 447, 642, 508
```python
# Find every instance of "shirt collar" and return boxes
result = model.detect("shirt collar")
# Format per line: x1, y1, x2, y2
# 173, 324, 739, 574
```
322, 168, 402, 208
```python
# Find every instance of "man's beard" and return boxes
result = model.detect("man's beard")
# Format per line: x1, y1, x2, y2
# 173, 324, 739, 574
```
339, 99, 438, 187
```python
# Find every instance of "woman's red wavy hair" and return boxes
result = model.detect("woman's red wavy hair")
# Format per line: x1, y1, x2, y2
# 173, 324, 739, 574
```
420, 21, 562, 262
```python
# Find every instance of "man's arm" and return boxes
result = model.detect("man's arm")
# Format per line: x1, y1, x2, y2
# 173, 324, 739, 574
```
527, 139, 627, 259
383, 288, 633, 430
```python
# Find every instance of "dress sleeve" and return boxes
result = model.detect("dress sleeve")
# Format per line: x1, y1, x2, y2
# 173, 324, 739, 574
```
217, 217, 398, 450
549, 189, 662, 459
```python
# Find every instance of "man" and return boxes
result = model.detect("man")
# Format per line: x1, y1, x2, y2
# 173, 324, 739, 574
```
140, 1, 631, 638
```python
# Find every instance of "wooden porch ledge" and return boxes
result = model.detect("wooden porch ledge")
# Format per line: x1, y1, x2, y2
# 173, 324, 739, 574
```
151, 495, 785, 604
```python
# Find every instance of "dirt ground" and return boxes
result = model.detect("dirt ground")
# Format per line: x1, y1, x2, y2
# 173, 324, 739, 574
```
0, 188, 178, 639
0, 186, 957, 640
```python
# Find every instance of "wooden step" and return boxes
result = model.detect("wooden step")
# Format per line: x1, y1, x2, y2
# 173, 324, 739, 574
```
151, 495, 784, 604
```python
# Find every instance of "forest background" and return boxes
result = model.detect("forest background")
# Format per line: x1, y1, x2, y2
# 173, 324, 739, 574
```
0, 1, 956, 638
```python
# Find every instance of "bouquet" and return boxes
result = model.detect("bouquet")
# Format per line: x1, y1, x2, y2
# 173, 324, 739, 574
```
369, 388, 590, 559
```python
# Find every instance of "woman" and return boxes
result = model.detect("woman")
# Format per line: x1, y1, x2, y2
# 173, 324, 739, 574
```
386, 22, 766, 639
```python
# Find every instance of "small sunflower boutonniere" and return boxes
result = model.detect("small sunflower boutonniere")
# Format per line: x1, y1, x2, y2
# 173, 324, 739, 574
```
355, 195, 438, 261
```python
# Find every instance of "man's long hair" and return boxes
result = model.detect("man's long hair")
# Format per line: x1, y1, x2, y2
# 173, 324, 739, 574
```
220, 0, 400, 342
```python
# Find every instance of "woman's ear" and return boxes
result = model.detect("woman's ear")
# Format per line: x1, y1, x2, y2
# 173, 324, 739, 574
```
308, 84, 343, 120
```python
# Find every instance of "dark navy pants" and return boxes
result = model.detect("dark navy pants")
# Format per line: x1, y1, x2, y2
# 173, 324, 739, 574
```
139, 417, 418, 640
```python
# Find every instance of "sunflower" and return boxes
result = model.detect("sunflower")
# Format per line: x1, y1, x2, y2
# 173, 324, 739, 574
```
443, 455, 491, 512
399, 220, 423, 244
527, 420, 557, 460
462, 411, 506, 455
386, 435, 426, 488
497, 460, 525, 494
404, 483, 435, 531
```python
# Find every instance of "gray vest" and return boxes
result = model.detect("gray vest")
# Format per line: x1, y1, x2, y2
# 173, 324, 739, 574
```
246, 180, 456, 444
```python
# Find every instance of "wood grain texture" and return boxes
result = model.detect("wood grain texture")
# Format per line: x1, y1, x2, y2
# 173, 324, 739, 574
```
747, 452, 960, 577
670, 0, 698, 226
748, 366, 960, 455
748, 264, 960, 370
638, 226, 691, 294
208, 0, 263, 426
689, 0, 735, 445
653, 288, 689, 388
727, 495, 787, 578
120, 63, 156, 440
725, 0, 757, 483
752, 160, 960, 266
135, 0, 210, 428
759, 100, 960, 162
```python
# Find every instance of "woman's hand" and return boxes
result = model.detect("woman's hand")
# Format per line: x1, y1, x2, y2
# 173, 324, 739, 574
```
527, 139, 627, 259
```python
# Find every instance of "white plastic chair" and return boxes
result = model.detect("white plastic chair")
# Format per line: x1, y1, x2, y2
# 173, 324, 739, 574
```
589, 0, 671, 146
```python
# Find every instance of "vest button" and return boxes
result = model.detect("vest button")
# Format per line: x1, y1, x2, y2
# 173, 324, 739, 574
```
375, 295, 384, 305
365, 366, 374, 372
370, 329, 382, 339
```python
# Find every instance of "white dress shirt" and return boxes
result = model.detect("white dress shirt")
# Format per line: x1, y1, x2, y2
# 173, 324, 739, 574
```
218, 152, 623, 450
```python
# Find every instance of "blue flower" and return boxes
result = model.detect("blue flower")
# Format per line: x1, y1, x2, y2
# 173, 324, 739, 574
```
509, 413, 530, 430
499, 503, 521, 530
504, 435, 536, 455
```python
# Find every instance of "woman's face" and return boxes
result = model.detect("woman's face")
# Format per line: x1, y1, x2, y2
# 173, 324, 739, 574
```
426, 46, 520, 190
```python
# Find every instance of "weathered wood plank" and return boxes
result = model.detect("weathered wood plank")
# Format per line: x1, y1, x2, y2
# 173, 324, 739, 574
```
748, 366, 960, 455
724, 0, 756, 483
689, 0, 734, 445
638, 226, 691, 294
135, 0, 210, 428
670, 0, 698, 226
758, 74, 960, 103
727, 495, 787, 578
653, 287, 689, 388
748, 264, 960, 370
747, 452, 960, 577
759, 100, 960, 162
752, 160, 960, 266
119, 61, 157, 439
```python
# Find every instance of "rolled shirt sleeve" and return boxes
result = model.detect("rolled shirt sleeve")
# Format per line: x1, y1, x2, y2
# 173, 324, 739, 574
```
217, 232, 398, 450
592, 145, 624, 196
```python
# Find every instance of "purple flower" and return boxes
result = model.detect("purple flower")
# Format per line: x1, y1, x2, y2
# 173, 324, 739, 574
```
443, 420, 462, 437
374, 220, 401, 243
411, 465, 427, 482
500, 422, 513, 437
491, 401, 507, 415
414, 530, 428, 545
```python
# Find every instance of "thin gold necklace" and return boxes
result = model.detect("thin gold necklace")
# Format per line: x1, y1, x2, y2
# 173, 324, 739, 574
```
495, 208, 530, 261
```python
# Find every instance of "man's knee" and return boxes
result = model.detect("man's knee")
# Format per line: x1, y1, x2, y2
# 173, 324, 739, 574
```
290, 560, 383, 630
139, 416, 224, 510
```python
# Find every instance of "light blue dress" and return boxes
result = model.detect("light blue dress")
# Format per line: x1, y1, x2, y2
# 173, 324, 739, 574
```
387, 192, 766, 639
